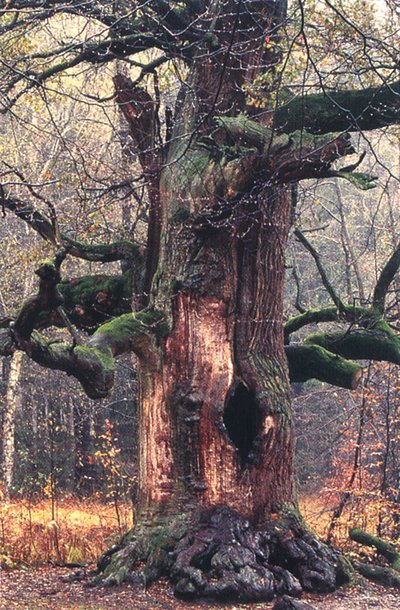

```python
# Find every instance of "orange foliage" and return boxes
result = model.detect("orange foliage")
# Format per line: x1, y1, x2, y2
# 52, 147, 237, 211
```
0, 497, 132, 569
301, 491, 400, 561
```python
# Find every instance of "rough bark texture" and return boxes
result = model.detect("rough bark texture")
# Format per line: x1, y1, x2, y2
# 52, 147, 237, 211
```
2, 0, 400, 603
95, 507, 350, 600
90, 0, 354, 590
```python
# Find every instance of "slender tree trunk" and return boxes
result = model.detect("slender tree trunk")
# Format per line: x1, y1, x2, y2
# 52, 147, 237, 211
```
1, 351, 24, 496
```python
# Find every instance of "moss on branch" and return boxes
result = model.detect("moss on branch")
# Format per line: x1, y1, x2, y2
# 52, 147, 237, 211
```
1, 194, 143, 265
353, 562, 400, 588
274, 80, 400, 135
285, 343, 363, 389
167, 122, 354, 221
284, 305, 373, 342
350, 528, 400, 571
305, 322, 400, 366
55, 272, 133, 331
1, 309, 167, 399
2, 256, 167, 398
216, 115, 274, 149
63, 235, 143, 264
90, 309, 169, 357
285, 305, 400, 387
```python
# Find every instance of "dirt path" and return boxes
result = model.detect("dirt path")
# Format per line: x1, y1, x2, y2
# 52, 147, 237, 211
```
0, 567, 399, 609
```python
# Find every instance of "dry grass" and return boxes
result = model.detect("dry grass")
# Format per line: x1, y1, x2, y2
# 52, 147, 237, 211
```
0, 497, 133, 568
1, 492, 397, 570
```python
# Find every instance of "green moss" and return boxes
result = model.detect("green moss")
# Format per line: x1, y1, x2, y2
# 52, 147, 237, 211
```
38, 258, 56, 269
216, 114, 272, 149
93, 309, 169, 347
60, 272, 132, 311
286, 130, 336, 151
63, 236, 141, 263
161, 143, 214, 213
74, 344, 114, 372
285, 304, 373, 340
336, 170, 378, 190
355, 562, 400, 588
274, 79, 400, 135
304, 327, 400, 365
286, 343, 362, 389
350, 528, 400, 570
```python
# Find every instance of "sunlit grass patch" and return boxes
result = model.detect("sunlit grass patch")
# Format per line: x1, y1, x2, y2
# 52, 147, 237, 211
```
0, 496, 132, 568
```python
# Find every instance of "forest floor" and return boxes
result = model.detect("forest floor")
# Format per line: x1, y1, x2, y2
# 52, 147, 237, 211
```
1, 496, 400, 608
1, 565, 400, 610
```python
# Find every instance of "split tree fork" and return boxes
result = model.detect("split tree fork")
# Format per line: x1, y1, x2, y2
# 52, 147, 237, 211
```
1, 0, 400, 601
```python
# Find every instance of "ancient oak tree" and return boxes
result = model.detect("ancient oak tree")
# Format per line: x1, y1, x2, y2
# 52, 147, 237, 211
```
1, 0, 400, 601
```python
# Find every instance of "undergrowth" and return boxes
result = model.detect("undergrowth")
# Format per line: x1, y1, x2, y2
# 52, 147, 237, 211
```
0, 496, 132, 569
1, 491, 399, 570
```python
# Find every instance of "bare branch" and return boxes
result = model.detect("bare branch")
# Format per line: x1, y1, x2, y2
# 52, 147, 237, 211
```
373, 241, 400, 314
1, 191, 143, 264
294, 228, 346, 312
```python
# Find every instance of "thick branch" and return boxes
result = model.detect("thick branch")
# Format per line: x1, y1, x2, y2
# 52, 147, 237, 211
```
286, 343, 363, 389
1, 259, 166, 397
114, 74, 159, 171
284, 304, 371, 343
13, 259, 64, 339
184, 120, 355, 225
373, 242, 400, 313
216, 115, 355, 185
63, 235, 143, 265
47, 272, 133, 332
218, 116, 375, 189
353, 562, 400, 589
5, 272, 134, 333
285, 307, 400, 387
305, 321, 400, 366
1, 312, 164, 398
274, 80, 400, 135
113, 73, 162, 304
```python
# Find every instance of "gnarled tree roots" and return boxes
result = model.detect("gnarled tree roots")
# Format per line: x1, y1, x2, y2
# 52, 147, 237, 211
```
94, 507, 351, 602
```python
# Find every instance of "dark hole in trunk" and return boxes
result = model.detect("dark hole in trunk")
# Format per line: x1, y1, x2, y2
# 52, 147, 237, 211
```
223, 382, 261, 464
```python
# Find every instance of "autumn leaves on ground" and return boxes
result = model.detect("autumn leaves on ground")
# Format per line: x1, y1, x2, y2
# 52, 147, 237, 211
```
1, 492, 400, 609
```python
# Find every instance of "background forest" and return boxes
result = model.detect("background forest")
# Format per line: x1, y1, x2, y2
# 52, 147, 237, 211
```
0, 0, 399, 576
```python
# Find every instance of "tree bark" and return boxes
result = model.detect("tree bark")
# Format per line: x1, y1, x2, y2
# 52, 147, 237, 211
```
97, 237, 351, 592
94, 55, 351, 595
1, 351, 24, 496
7, 0, 398, 600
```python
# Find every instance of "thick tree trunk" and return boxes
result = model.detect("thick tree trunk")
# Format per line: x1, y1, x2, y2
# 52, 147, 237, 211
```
95, 176, 351, 598
135, 181, 295, 522
0, 0, 361, 600
92, 2, 354, 596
